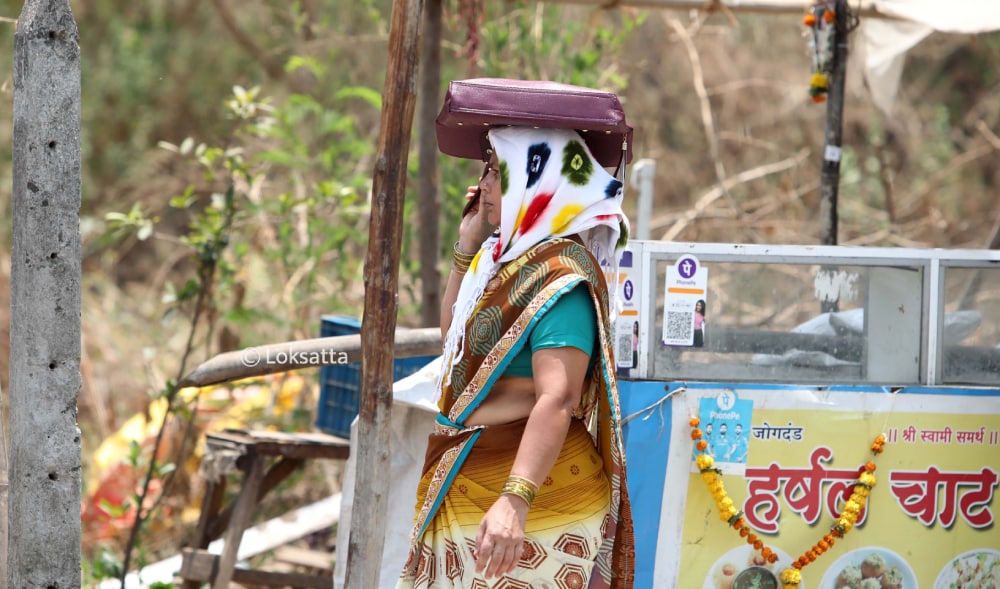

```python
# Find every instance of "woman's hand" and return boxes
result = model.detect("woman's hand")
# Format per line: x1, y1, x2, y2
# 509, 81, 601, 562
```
470, 346, 589, 578
474, 495, 528, 578
458, 185, 495, 254
441, 184, 495, 336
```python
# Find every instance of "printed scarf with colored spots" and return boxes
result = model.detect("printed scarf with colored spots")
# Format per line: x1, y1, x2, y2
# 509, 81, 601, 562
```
438, 126, 630, 399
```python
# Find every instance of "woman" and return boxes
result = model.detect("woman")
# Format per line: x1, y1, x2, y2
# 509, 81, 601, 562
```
398, 126, 635, 588
693, 299, 706, 348
631, 321, 639, 368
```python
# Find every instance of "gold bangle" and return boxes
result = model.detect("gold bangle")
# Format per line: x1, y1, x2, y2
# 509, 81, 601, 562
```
506, 475, 539, 493
500, 475, 539, 507
453, 241, 475, 273
453, 241, 475, 262
501, 481, 535, 506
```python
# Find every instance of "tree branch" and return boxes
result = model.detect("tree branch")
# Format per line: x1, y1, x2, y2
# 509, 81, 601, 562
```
664, 15, 736, 216
656, 149, 811, 240
210, 0, 286, 81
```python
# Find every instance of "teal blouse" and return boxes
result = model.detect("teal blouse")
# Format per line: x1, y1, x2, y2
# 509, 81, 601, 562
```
502, 284, 597, 377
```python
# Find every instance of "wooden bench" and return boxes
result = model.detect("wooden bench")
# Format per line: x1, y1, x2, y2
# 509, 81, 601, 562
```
179, 428, 350, 589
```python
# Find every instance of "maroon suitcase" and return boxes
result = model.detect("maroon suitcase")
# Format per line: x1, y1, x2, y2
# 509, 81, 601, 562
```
435, 78, 633, 168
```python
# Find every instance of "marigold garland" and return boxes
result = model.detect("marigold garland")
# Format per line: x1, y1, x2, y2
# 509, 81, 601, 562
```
689, 416, 886, 589
803, 2, 836, 103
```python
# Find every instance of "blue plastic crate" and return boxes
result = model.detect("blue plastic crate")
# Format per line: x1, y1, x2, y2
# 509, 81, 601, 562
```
315, 315, 436, 438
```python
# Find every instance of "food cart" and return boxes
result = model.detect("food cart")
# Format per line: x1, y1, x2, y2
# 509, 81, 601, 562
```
615, 241, 1000, 589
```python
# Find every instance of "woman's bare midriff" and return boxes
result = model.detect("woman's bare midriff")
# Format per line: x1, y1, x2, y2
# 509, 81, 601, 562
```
464, 375, 538, 426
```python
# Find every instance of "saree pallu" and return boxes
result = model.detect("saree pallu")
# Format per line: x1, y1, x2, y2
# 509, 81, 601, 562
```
401, 419, 610, 588
398, 239, 634, 589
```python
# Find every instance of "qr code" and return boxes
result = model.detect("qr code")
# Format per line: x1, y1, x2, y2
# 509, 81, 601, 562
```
617, 333, 632, 359
666, 311, 693, 341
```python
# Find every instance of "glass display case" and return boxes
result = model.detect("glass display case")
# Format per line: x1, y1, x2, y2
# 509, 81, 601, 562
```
621, 242, 1000, 386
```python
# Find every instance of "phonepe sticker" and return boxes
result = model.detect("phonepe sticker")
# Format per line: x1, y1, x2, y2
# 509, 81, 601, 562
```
662, 254, 707, 346
614, 249, 639, 370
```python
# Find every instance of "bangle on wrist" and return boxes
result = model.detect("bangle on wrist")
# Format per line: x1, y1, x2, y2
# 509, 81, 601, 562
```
507, 474, 539, 492
453, 241, 475, 273
500, 475, 539, 507
454, 241, 476, 259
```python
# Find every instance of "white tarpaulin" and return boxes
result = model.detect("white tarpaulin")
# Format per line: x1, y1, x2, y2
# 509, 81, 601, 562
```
860, 1, 1000, 112
332, 357, 440, 589
873, 0, 1000, 32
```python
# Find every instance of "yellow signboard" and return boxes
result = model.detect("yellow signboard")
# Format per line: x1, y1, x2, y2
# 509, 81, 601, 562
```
634, 384, 1000, 589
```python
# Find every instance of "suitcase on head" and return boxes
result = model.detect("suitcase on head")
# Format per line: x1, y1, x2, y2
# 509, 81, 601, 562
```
435, 78, 633, 168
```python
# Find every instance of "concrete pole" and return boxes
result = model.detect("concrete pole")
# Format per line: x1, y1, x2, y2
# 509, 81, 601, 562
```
0, 383, 7, 588
630, 158, 656, 240
10, 1, 83, 588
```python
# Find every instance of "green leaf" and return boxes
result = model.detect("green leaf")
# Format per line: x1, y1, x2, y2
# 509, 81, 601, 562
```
156, 462, 177, 477
286, 55, 326, 79
169, 187, 197, 209
126, 440, 142, 466
176, 278, 199, 302
97, 498, 129, 518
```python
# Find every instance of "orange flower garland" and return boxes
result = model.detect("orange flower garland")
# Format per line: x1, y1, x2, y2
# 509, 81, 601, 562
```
803, 2, 836, 103
690, 416, 887, 589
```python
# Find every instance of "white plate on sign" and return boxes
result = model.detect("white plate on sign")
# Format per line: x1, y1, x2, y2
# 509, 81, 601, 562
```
933, 548, 1000, 589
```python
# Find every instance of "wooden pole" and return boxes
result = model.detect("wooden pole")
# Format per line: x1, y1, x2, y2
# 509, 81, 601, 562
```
818, 0, 849, 248
11, 1, 83, 587
344, 0, 424, 587
417, 0, 443, 328
816, 0, 850, 314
